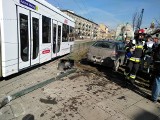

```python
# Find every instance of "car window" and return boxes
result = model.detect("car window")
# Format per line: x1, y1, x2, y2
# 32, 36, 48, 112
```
117, 43, 125, 50
92, 41, 103, 47
92, 41, 115, 49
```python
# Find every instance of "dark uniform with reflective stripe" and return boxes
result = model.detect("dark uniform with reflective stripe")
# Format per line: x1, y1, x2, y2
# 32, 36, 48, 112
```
124, 40, 144, 84
124, 41, 134, 65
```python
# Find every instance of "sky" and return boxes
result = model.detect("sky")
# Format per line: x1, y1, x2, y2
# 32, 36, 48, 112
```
46, 0, 160, 29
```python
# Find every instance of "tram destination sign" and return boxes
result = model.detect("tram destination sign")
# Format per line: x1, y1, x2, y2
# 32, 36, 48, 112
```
20, 0, 38, 11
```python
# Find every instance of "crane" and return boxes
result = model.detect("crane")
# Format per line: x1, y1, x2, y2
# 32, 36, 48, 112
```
136, 9, 144, 31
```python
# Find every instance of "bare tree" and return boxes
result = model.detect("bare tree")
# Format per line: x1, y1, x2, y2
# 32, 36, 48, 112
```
132, 12, 138, 31
132, 9, 144, 31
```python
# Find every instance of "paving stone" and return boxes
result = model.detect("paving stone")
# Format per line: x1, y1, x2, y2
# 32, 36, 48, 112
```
121, 105, 157, 120
0, 105, 14, 120
32, 107, 52, 120
0, 93, 6, 104
123, 90, 145, 101
110, 94, 138, 109
21, 100, 42, 114
106, 113, 131, 120
10, 103, 25, 117
64, 112, 84, 120
97, 99, 126, 116
60, 104, 85, 120
135, 98, 160, 117
20, 89, 46, 104
78, 104, 111, 120
49, 108, 66, 120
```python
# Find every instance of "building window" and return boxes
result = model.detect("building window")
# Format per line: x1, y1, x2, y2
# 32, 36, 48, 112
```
42, 16, 51, 43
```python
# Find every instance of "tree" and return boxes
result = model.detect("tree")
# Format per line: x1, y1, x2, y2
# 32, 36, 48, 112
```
132, 11, 138, 31
132, 9, 144, 31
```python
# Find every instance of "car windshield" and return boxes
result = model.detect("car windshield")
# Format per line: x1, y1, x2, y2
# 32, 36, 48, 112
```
92, 41, 115, 49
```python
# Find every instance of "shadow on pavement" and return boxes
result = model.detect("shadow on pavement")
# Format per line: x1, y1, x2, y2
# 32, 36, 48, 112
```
22, 114, 34, 120
133, 110, 158, 120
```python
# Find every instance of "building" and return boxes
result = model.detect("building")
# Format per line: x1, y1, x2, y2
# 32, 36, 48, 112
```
108, 29, 116, 39
61, 10, 98, 40
115, 23, 134, 41
97, 24, 109, 39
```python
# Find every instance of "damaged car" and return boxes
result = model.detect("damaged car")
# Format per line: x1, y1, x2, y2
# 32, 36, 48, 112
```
87, 40, 125, 71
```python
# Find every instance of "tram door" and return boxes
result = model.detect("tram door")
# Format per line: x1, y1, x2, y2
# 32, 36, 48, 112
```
56, 22, 62, 56
30, 12, 40, 66
18, 7, 40, 70
52, 20, 57, 58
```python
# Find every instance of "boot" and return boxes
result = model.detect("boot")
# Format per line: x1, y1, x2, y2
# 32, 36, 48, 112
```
130, 78, 135, 85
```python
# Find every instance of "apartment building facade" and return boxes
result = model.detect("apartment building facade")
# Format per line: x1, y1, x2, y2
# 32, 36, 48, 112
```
97, 24, 109, 39
62, 10, 98, 40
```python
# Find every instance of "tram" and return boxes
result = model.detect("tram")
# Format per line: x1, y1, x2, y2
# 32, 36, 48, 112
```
0, 0, 75, 77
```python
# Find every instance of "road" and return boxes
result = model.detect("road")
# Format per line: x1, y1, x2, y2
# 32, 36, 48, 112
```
0, 57, 160, 120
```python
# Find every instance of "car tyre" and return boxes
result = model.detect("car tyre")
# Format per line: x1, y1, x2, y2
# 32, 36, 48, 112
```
114, 60, 120, 72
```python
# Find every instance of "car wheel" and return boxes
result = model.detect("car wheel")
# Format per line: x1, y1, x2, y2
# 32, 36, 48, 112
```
114, 60, 120, 72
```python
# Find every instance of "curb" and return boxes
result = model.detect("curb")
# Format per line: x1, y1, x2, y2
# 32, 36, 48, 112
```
0, 68, 77, 109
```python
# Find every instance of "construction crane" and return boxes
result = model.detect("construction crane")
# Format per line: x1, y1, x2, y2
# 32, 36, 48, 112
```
136, 9, 144, 31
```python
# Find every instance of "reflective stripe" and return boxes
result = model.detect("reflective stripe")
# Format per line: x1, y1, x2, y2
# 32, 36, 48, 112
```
125, 47, 129, 50
135, 58, 140, 62
135, 45, 143, 49
130, 57, 135, 61
129, 57, 140, 62
130, 74, 136, 79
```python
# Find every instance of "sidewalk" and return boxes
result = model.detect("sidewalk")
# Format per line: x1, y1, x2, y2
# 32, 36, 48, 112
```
0, 59, 61, 103
0, 63, 160, 120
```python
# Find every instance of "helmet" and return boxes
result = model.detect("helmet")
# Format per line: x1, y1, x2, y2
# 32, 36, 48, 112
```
138, 29, 145, 34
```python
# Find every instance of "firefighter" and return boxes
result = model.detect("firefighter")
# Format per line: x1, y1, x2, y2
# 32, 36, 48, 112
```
124, 30, 145, 85
152, 34, 159, 52
142, 35, 154, 73
151, 44, 160, 103
124, 39, 135, 65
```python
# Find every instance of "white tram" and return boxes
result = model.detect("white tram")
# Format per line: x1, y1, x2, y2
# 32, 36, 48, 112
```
0, 0, 75, 77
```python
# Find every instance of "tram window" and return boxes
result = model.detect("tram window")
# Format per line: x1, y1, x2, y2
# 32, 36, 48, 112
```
70, 26, 75, 41
42, 16, 51, 43
67, 25, 69, 39
32, 17, 39, 59
53, 23, 57, 53
20, 13, 29, 62
62, 24, 69, 42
